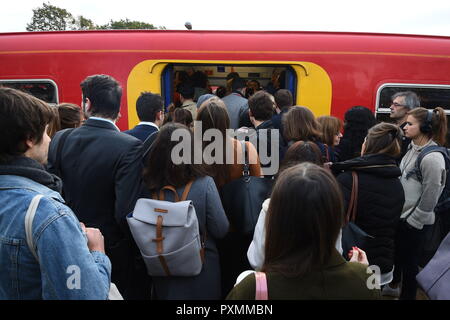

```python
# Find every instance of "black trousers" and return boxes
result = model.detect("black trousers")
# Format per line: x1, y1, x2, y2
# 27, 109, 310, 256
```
392, 220, 430, 300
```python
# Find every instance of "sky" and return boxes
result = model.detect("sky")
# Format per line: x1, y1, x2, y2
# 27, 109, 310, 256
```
2, 0, 450, 37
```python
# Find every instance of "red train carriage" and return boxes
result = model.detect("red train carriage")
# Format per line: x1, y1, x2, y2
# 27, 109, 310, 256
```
1, 30, 450, 131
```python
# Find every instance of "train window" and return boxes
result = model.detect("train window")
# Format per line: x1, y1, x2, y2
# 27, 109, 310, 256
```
0, 80, 58, 104
376, 84, 450, 116
161, 64, 296, 108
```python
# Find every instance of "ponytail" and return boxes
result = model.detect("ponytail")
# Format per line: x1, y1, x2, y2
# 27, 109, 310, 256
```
432, 107, 447, 146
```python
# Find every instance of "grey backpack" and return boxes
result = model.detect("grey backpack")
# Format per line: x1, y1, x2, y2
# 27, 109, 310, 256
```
127, 181, 205, 276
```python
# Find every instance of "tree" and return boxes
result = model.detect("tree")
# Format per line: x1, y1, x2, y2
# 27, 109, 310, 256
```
26, 2, 75, 31
26, 2, 165, 31
73, 16, 96, 30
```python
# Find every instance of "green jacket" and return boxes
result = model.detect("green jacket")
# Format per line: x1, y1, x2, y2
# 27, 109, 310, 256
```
226, 250, 381, 300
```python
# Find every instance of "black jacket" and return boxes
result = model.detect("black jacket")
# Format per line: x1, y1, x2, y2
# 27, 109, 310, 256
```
254, 119, 287, 175
48, 118, 143, 244
331, 153, 405, 273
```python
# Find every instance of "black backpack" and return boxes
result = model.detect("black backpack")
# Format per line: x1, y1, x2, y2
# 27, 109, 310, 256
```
406, 145, 450, 266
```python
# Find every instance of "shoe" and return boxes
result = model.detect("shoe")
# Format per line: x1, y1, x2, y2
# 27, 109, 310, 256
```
382, 284, 400, 297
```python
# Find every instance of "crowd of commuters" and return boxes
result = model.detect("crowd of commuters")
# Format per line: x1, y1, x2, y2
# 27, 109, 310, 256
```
0, 70, 448, 301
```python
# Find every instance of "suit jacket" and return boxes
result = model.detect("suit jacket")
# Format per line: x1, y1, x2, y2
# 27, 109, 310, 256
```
48, 118, 143, 245
124, 123, 158, 142
222, 93, 249, 130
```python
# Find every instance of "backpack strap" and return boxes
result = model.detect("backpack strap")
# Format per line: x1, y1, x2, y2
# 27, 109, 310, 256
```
155, 181, 194, 202
255, 272, 268, 300
24, 195, 43, 262
407, 145, 450, 182
180, 181, 194, 201
158, 186, 180, 202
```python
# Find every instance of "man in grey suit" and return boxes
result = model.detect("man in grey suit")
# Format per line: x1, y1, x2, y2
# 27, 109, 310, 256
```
47, 74, 150, 299
222, 77, 249, 129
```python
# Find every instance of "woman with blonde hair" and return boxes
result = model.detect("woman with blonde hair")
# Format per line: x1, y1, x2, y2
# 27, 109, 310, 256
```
228, 163, 380, 300
196, 97, 262, 297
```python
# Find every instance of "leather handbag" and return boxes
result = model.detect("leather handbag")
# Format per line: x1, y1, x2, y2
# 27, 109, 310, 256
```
221, 141, 273, 236
416, 231, 450, 300
341, 171, 374, 257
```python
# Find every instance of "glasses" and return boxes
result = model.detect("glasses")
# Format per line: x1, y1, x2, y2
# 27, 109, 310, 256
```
391, 102, 406, 107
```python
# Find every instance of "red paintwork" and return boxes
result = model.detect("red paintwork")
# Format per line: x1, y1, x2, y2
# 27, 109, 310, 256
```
2, 30, 450, 130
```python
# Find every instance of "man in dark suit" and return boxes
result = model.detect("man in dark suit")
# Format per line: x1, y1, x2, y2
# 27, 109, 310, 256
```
124, 92, 164, 141
47, 74, 149, 299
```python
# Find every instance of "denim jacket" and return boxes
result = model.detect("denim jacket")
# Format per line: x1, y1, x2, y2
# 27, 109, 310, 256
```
0, 175, 111, 300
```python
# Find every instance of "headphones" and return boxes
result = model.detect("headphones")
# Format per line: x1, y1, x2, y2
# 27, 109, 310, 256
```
420, 109, 433, 133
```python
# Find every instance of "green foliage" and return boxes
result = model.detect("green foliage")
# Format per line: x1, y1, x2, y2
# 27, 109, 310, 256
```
74, 16, 96, 30
98, 19, 158, 30
26, 2, 165, 31
26, 2, 75, 31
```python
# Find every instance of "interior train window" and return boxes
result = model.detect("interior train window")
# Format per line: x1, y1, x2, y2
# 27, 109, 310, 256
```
0, 80, 58, 104
377, 84, 450, 113
161, 64, 297, 108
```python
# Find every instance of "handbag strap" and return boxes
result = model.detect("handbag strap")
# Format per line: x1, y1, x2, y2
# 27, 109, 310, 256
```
346, 171, 359, 223
255, 272, 268, 300
24, 195, 43, 262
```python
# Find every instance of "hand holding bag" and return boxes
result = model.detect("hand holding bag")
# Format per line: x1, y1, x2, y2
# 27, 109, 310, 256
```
25, 195, 123, 300
341, 171, 374, 257
221, 140, 273, 236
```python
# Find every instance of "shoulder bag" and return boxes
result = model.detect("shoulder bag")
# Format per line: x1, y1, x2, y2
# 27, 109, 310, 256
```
341, 171, 374, 257
221, 140, 273, 236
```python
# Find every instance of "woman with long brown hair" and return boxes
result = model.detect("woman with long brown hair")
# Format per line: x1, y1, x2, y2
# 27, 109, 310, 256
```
196, 97, 261, 188
141, 122, 229, 299
247, 141, 327, 271
227, 163, 380, 299
196, 97, 262, 297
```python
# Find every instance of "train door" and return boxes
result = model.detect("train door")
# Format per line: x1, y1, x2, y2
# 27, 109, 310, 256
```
126, 60, 332, 130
